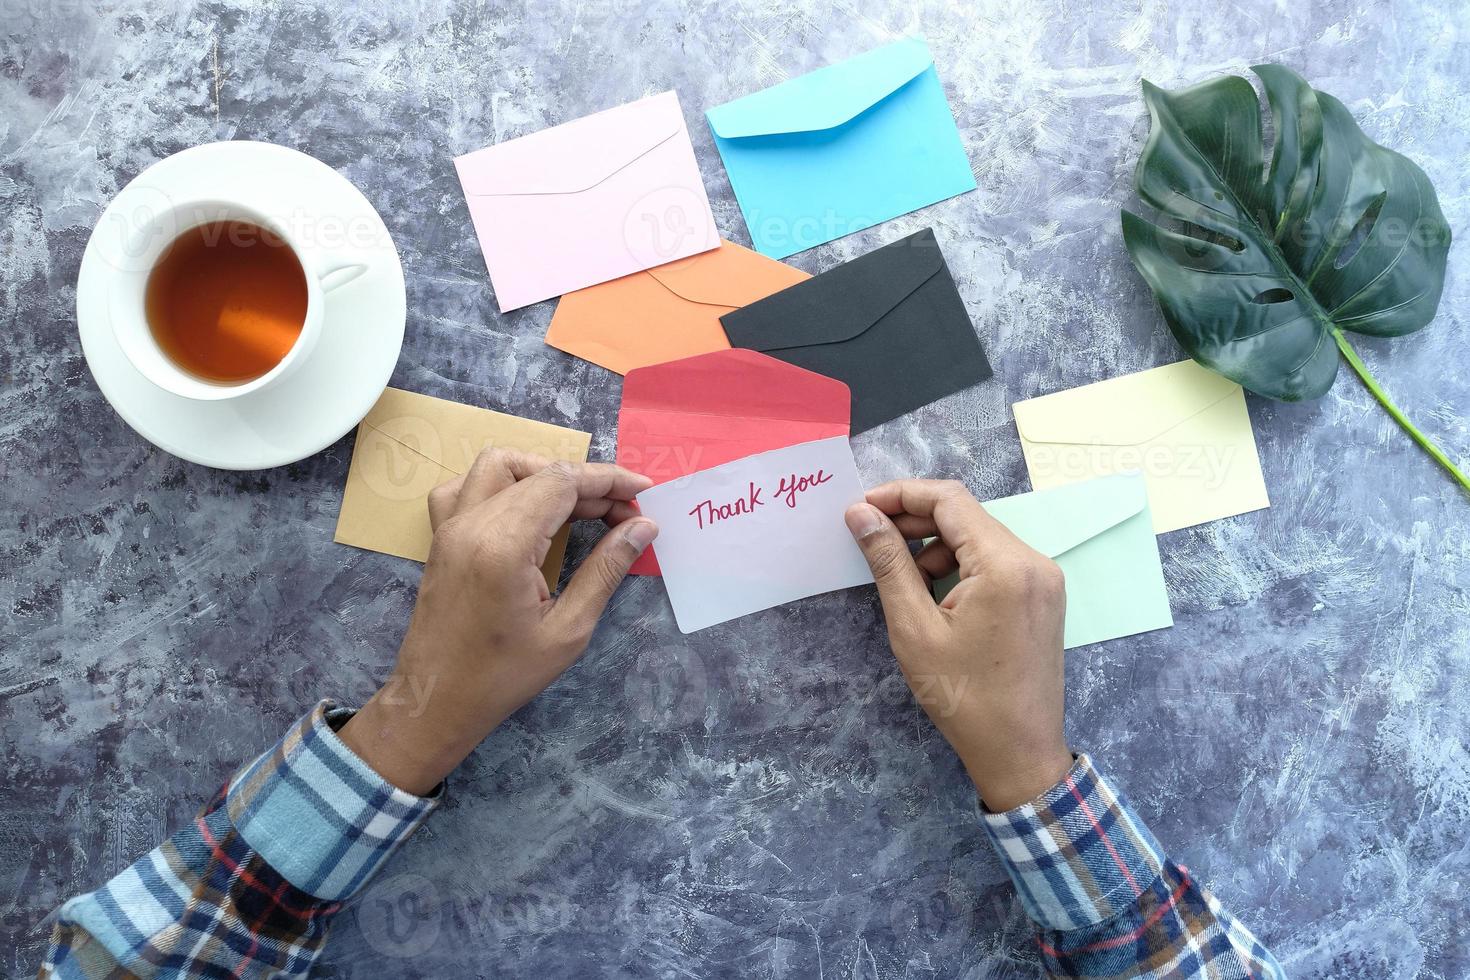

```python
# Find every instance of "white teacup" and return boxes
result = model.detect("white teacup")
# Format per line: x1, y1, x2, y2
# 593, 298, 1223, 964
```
106, 197, 368, 401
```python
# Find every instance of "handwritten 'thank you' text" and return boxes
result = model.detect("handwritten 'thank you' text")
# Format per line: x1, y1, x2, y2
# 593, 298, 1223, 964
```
687, 469, 835, 529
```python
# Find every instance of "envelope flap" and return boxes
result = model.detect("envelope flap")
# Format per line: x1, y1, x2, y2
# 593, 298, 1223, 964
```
720, 228, 945, 350
1012, 360, 1243, 447
621, 349, 851, 424
363, 388, 593, 475
984, 474, 1148, 560
706, 38, 934, 138
455, 91, 685, 197
644, 240, 810, 308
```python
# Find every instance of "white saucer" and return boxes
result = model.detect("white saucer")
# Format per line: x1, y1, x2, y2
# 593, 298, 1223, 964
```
77, 141, 406, 470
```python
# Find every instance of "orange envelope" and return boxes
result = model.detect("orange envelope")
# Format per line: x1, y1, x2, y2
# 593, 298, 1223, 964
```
544, 239, 810, 375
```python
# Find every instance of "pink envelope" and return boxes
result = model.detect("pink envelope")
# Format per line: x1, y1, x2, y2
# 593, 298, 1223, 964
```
454, 91, 720, 312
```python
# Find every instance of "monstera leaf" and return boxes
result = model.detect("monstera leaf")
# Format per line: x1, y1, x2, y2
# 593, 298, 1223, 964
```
1122, 64, 1466, 493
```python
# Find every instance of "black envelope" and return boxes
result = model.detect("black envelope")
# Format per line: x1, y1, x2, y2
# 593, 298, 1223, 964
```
719, 228, 992, 433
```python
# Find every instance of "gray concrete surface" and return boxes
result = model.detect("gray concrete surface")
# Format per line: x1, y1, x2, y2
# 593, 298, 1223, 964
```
3, 1, 1468, 976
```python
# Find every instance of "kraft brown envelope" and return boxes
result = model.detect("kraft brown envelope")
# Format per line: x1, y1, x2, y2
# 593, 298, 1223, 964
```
334, 387, 591, 589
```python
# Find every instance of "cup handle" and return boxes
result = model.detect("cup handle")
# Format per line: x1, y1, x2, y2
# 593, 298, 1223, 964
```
318, 259, 370, 293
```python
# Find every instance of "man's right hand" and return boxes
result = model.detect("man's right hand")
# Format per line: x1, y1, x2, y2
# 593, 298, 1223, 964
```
844, 480, 1073, 812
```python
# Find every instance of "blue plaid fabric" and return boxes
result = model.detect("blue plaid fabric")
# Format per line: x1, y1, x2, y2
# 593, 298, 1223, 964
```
39, 701, 438, 979
981, 754, 1284, 978
41, 708, 1280, 979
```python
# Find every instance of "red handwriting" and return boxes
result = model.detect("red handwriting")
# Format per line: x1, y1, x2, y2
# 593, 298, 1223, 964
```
687, 469, 836, 529
689, 481, 764, 529
775, 469, 833, 508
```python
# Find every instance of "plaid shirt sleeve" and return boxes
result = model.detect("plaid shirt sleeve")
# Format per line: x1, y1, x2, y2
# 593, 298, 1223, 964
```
981, 753, 1284, 979
39, 700, 438, 979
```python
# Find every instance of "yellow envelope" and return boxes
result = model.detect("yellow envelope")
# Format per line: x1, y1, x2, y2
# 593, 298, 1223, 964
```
1012, 360, 1269, 533
334, 387, 591, 588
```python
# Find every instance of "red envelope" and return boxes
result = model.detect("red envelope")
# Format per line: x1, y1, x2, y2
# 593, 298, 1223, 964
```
617, 349, 851, 575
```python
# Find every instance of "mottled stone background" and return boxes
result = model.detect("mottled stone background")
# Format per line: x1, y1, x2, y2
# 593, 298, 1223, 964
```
3, 0, 1468, 976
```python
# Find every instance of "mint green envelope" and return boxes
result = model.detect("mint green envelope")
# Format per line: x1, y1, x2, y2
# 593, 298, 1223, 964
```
934, 473, 1173, 649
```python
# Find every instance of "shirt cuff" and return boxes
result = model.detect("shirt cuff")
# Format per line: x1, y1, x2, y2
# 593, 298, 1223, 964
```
222, 699, 441, 901
980, 753, 1167, 932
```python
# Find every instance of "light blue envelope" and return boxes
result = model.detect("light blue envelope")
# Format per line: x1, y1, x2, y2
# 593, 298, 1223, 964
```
706, 38, 976, 259
934, 473, 1174, 649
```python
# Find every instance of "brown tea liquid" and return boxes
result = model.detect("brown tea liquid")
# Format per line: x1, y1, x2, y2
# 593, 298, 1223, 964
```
144, 221, 308, 383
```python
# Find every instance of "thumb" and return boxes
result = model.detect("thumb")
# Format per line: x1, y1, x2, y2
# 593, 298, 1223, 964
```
552, 518, 659, 640
845, 503, 936, 626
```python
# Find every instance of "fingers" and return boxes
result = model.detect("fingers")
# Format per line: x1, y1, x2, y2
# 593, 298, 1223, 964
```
866, 480, 1018, 576
427, 474, 464, 531
568, 498, 643, 524
444, 450, 652, 536
547, 518, 659, 648
913, 538, 958, 584
845, 503, 941, 636
601, 501, 643, 526
505, 460, 654, 542
455, 449, 550, 516
865, 479, 987, 523
890, 513, 939, 540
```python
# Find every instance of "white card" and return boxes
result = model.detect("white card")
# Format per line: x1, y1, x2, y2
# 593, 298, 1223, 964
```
636, 436, 875, 632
